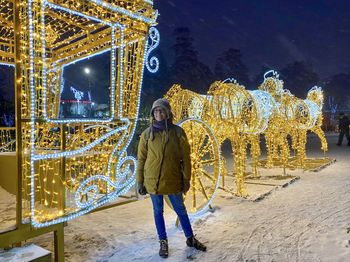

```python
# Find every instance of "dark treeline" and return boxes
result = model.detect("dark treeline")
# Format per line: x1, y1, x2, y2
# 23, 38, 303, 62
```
1, 26, 350, 126
141, 26, 350, 116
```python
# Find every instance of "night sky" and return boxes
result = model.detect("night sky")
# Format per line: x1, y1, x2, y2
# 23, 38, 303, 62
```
154, 0, 350, 78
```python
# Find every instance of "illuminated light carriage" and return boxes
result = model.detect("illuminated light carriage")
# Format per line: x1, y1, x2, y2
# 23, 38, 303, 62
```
29, 2, 163, 228
164, 70, 327, 201
0, 0, 161, 241
29, 2, 162, 226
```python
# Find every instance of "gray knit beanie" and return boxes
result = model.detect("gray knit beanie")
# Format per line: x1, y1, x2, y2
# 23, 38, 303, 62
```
150, 98, 171, 118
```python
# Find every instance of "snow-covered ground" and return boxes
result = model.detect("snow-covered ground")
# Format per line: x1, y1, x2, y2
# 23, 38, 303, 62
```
23, 133, 349, 261
0, 185, 16, 233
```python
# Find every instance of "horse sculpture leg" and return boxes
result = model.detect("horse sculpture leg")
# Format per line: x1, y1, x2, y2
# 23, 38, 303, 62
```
280, 133, 290, 175
232, 137, 248, 197
265, 131, 275, 168
295, 130, 307, 167
311, 122, 328, 155
249, 134, 261, 177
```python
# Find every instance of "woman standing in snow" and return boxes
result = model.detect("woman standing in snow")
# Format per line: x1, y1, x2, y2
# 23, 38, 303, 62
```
136, 98, 207, 258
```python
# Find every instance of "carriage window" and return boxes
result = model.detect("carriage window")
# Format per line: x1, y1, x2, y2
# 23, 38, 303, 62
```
59, 51, 112, 119
0, 64, 16, 233
0, 64, 15, 126
42, 3, 120, 121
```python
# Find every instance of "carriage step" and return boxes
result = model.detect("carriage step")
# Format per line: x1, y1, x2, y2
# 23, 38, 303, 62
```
0, 244, 51, 262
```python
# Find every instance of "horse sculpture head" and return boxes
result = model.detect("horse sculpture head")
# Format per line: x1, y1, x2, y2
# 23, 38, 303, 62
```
258, 70, 284, 100
306, 86, 324, 110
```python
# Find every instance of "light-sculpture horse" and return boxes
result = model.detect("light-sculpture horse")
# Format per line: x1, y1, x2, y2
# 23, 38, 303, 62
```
288, 86, 327, 166
258, 71, 292, 169
259, 71, 327, 168
205, 80, 253, 196
164, 84, 221, 214
306, 86, 327, 154
207, 79, 277, 196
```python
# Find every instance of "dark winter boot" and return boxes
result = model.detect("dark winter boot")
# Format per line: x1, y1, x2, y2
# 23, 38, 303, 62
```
186, 236, 207, 252
159, 239, 168, 258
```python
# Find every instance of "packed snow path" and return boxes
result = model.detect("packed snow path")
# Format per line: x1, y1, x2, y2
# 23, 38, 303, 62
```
31, 134, 350, 261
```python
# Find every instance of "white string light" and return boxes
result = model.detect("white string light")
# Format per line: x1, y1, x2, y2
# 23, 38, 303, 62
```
247, 90, 277, 134
87, 0, 157, 25
0, 62, 14, 67
145, 27, 160, 73
32, 123, 128, 161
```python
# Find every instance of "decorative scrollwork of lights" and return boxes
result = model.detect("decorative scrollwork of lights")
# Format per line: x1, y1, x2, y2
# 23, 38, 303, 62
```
145, 27, 160, 73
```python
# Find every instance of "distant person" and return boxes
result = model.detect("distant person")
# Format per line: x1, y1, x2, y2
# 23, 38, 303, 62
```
136, 98, 207, 258
337, 112, 350, 146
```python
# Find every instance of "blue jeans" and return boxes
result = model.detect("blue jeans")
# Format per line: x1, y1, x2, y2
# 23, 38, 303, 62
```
150, 193, 193, 240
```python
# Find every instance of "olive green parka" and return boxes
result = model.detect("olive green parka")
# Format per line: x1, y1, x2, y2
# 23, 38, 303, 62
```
136, 124, 191, 195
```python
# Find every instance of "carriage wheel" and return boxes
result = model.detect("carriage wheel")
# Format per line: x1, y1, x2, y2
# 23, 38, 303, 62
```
166, 118, 220, 217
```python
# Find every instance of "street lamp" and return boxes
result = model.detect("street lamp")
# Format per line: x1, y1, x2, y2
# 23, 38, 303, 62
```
84, 67, 92, 117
